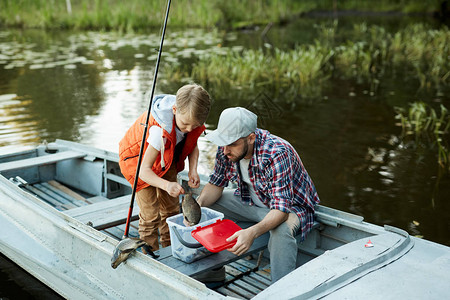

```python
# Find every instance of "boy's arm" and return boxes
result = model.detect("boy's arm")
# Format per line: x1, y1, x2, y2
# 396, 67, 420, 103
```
187, 145, 200, 188
139, 145, 184, 197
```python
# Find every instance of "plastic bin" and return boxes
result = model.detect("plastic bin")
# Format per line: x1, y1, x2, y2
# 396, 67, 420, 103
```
166, 207, 224, 263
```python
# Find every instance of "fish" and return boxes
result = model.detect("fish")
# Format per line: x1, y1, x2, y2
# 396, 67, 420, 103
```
111, 237, 158, 269
182, 192, 201, 226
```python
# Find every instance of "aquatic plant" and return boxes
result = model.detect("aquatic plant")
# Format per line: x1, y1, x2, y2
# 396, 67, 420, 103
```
171, 22, 449, 101
188, 44, 333, 100
390, 24, 450, 92
0, 0, 307, 31
0, 0, 447, 30
395, 102, 450, 170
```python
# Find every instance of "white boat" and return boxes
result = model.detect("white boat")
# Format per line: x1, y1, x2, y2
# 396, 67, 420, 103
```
0, 140, 449, 299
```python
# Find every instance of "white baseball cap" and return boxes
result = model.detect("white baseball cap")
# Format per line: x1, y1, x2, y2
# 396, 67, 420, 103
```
205, 107, 257, 146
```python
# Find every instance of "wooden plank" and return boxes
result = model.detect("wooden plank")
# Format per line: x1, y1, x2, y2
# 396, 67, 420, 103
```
240, 275, 269, 289
223, 272, 236, 284
41, 181, 91, 209
215, 287, 245, 299
47, 180, 88, 203
234, 259, 258, 271
225, 265, 244, 277
65, 196, 124, 218
0, 150, 86, 172
66, 195, 139, 229
103, 222, 140, 241
105, 172, 130, 186
85, 195, 108, 204
225, 283, 255, 299
230, 262, 252, 273
255, 269, 271, 281
231, 258, 256, 272
232, 279, 259, 296
248, 273, 271, 287
22, 185, 68, 211
34, 183, 81, 208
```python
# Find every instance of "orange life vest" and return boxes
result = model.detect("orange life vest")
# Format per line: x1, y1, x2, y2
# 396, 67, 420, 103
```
119, 111, 205, 192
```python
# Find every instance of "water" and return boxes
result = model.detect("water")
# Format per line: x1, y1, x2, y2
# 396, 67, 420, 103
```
0, 254, 63, 299
1, 15, 449, 297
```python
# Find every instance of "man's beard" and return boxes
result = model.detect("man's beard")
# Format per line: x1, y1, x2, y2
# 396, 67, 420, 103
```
227, 140, 248, 162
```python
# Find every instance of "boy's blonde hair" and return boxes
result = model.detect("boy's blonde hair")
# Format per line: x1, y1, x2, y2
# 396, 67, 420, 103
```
176, 84, 211, 124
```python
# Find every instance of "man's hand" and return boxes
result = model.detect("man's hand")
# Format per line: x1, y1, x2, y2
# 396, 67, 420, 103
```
226, 227, 257, 256
188, 170, 200, 189
225, 210, 289, 256
166, 182, 184, 197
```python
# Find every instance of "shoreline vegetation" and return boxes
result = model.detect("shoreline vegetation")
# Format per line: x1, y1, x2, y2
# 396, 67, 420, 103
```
169, 23, 449, 100
0, 0, 449, 31
164, 22, 450, 170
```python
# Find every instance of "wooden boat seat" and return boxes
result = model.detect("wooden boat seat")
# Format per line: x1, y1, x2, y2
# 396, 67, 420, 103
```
0, 150, 86, 172
157, 221, 320, 278
66, 195, 139, 230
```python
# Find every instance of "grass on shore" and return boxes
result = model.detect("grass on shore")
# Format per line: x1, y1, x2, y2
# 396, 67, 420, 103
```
168, 23, 449, 100
164, 22, 449, 168
0, 0, 446, 31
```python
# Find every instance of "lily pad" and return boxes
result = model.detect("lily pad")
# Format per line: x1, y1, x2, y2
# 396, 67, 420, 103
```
29, 64, 44, 69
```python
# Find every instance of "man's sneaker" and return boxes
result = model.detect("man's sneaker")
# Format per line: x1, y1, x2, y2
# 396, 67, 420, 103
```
192, 266, 226, 282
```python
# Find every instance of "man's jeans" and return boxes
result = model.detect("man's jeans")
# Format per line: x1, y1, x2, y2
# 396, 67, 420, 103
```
209, 189, 302, 283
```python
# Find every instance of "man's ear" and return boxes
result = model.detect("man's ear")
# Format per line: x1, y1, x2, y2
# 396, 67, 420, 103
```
172, 105, 177, 115
248, 133, 256, 145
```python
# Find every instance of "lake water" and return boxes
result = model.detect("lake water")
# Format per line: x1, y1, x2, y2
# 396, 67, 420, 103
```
0, 15, 449, 298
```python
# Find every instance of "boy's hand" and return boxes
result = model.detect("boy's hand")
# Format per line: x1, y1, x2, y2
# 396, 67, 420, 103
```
188, 170, 200, 189
166, 182, 184, 197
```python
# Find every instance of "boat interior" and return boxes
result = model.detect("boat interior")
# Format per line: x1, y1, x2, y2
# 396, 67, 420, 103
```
0, 140, 385, 299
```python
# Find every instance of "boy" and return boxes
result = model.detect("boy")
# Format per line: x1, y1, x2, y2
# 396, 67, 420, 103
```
119, 84, 211, 251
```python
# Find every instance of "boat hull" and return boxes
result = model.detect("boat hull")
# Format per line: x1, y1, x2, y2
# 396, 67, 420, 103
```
1, 140, 449, 299
0, 154, 222, 299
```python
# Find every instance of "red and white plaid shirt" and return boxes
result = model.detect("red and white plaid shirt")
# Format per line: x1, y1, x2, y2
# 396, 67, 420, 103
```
209, 129, 320, 240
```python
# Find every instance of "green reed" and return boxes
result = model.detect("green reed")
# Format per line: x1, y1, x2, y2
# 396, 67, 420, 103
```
0, 0, 308, 30
1, 0, 446, 31
187, 44, 333, 100
395, 102, 450, 169
173, 22, 449, 100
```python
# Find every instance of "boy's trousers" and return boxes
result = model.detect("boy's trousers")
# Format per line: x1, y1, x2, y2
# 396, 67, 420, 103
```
136, 164, 179, 251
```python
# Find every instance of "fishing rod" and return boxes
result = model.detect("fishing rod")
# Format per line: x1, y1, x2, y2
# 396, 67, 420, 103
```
123, 0, 172, 239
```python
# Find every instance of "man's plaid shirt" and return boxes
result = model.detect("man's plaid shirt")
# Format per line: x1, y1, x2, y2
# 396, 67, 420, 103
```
209, 129, 320, 240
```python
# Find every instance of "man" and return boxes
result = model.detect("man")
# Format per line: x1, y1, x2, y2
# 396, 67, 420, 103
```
197, 107, 320, 283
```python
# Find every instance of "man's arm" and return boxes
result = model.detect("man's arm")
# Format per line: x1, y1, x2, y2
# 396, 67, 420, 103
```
226, 209, 288, 256
196, 183, 224, 207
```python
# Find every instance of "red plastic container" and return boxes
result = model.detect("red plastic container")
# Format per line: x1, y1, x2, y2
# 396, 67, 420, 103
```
191, 219, 242, 253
